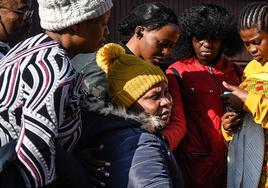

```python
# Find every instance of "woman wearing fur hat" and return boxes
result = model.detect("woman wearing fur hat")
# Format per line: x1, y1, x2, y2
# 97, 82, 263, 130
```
0, 0, 113, 187
79, 43, 184, 188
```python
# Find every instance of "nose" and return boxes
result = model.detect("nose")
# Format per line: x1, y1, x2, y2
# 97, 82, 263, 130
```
160, 96, 171, 107
105, 26, 110, 37
248, 45, 257, 55
200, 39, 212, 48
162, 48, 172, 58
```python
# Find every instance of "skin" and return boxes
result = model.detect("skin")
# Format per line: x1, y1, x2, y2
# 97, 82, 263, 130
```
192, 36, 222, 65
0, 0, 32, 44
131, 81, 172, 126
221, 28, 268, 132
240, 28, 268, 64
45, 10, 112, 187
46, 10, 111, 58
126, 23, 180, 65
221, 111, 243, 133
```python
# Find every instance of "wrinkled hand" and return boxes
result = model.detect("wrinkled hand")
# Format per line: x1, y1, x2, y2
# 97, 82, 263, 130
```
221, 81, 248, 111
221, 111, 244, 133
78, 145, 110, 187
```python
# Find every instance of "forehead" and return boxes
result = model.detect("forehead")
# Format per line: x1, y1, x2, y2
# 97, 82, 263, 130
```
240, 28, 268, 40
150, 24, 180, 39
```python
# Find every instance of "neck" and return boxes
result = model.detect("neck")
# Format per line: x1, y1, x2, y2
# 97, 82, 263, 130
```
45, 30, 76, 58
125, 37, 141, 57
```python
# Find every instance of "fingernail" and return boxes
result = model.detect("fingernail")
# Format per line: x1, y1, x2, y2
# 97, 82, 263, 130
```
101, 182, 106, 186
99, 144, 104, 149
104, 172, 110, 177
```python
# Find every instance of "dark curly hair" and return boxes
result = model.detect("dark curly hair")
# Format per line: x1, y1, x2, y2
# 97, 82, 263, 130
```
239, 2, 268, 32
118, 2, 179, 36
175, 4, 243, 60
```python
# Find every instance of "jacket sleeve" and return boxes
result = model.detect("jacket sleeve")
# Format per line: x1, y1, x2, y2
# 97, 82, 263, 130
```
162, 67, 186, 151
243, 92, 268, 128
128, 133, 174, 187
17, 55, 82, 187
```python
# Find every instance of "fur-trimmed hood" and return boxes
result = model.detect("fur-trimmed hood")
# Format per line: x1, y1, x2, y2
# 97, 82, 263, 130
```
81, 96, 164, 133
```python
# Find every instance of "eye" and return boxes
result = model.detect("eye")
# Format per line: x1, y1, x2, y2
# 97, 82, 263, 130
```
252, 39, 261, 45
149, 93, 161, 100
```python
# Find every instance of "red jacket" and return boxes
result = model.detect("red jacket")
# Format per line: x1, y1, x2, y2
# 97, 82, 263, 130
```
166, 57, 242, 188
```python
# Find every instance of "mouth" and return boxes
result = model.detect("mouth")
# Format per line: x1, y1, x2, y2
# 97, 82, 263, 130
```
252, 55, 262, 60
200, 51, 213, 56
153, 57, 165, 64
159, 111, 170, 121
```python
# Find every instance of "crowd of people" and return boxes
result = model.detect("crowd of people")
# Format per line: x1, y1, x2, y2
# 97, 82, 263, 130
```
0, 0, 268, 188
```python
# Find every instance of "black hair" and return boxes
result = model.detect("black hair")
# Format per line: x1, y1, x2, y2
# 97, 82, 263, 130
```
239, 2, 268, 32
118, 2, 179, 36
175, 3, 243, 60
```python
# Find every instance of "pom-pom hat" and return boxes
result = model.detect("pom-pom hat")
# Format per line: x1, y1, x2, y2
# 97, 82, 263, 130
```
97, 43, 167, 108
38, 0, 113, 31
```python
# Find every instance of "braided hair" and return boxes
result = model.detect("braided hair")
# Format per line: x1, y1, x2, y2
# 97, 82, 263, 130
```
239, 2, 268, 32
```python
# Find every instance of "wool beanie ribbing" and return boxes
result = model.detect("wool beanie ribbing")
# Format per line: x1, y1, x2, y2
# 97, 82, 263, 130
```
37, 0, 113, 31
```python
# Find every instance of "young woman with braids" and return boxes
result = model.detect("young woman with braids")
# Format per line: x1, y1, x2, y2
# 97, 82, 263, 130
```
220, 2, 268, 187
166, 4, 244, 188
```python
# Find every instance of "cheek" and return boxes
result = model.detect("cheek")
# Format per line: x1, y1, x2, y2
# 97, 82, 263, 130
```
141, 101, 159, 115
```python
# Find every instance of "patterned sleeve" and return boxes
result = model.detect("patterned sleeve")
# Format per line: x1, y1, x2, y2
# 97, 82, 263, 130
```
16, 49, 82, 187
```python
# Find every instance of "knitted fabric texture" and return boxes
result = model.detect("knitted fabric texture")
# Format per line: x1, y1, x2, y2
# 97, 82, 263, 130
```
96, 43, 167, 108
37, 0, 113, 31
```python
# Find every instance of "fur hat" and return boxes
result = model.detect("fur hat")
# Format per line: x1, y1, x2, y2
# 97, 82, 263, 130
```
96, 43, 167, 108
37, 0, 113, 31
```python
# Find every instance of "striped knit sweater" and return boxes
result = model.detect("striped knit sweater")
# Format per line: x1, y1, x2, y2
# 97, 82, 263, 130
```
0, 33, 83, 187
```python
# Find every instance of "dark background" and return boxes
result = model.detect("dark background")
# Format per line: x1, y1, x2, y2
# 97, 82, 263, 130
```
31, 0, 264, 67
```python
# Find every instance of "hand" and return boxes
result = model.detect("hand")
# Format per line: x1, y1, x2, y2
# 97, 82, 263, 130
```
221, 111, 244, 133
221, 81, 248, 111
78, 145, 110, 187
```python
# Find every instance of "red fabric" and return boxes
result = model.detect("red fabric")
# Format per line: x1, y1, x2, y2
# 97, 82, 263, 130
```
162, 69, 186, 151
167, 57, 242, 188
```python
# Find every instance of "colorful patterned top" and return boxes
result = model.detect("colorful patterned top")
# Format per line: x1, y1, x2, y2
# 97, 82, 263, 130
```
238, 60, 268, 187
0, 33, 83, 187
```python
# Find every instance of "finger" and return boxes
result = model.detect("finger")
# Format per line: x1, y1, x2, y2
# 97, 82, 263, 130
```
222, 81, 239, 92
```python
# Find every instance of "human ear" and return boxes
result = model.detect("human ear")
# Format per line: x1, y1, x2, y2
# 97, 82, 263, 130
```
134, 26, 144, 39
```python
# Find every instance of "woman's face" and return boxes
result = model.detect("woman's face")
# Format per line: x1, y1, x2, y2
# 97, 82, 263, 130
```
131, 81, 172, 126
138, 23, 180, 65
75, 10, 111, 54
240, 28, 268, 64
192, 36, 222, 65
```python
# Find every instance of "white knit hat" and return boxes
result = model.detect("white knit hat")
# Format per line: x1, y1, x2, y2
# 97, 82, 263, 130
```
37, 0, 113, 31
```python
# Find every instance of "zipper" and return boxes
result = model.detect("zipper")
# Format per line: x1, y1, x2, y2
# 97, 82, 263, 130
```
207, 65, 229, 112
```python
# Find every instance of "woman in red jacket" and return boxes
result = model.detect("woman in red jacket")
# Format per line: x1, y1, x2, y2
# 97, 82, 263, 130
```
166, 4, 244, 188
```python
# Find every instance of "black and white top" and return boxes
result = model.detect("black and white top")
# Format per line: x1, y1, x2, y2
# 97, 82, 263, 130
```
0, 33, 83, 187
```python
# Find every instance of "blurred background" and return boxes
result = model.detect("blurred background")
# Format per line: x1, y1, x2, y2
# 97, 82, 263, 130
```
31, 0, 263, 68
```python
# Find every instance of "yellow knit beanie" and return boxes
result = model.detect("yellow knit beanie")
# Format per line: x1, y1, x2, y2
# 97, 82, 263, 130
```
96, 43, 168, 108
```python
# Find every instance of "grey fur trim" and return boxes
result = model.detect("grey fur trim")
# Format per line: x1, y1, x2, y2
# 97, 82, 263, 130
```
82, 95, 164, 133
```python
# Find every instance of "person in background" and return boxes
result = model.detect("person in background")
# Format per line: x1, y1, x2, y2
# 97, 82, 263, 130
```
221, 2, 268, 187
73, 2, 186, 151
80, 43, 183, 188
0, 0, 113, 187
0, 0, 33, 58
166, 4, 244, 188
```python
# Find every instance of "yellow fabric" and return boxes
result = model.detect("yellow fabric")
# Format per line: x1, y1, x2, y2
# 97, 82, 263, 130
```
240, 60, 268, 128
221, 125, 233, 142
222, 60, 268, 142
96, 43, 167, 108
229, 59, 268, 188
